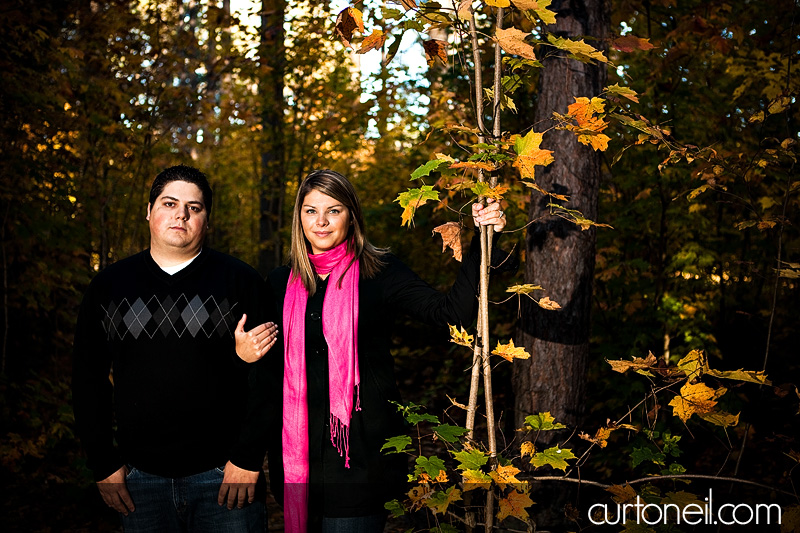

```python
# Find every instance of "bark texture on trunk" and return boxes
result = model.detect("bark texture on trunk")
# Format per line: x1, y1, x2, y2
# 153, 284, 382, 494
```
258, 0, 286, 276
513, 0, 608, 434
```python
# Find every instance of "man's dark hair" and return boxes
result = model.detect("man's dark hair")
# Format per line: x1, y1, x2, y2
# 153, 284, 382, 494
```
149, 165, 213, 216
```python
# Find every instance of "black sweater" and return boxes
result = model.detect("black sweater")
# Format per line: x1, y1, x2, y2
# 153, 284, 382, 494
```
72, 248, 274, 480
263, 235, 491, 518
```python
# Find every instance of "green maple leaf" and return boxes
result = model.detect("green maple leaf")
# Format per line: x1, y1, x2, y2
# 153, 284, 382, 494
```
630, 445, 666, 467
395, 186, 439, 227
381, 435, 412, 454
391, 400, 440, 425
433, 424, 469, 443
531, 446, 576, 471
384, 499, 405, 518
524, 411, 566, 431
411, 159, 448, 180
415, 455, 447, 479
452, 449, 488, 471
431, 525, 460, 533
406, 412, 440, 425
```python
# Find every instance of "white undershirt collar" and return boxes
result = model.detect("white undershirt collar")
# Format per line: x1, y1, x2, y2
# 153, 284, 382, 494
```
159, 250, 202, 275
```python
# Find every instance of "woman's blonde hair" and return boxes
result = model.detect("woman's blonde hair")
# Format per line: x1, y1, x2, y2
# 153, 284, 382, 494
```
289, 169, 387, 294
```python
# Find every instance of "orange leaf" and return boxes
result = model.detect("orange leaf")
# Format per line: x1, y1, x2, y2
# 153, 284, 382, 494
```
567, 97, 606, 126
537, 296, 561, 310
579, 425, 613, 448
512, 130, 554, 180
400, 0, 417, 11
495, 27, 536, 60
358, 29, 386, 54
497, 489, 535, 521
668, 382, 726, 422
492, 339, 531, 362
607, 484, 637, 505
335, 7, 364, 49
423, 39, 448, 66
450, 161, 497, 171
606, 352, 658, 373
520, 441, 535, 457
433, 222, 463, 261
612, 35, 655, 52
489, 464, 522, 490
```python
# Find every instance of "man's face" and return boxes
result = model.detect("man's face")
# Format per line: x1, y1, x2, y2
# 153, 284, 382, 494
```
147, 180, 208, 256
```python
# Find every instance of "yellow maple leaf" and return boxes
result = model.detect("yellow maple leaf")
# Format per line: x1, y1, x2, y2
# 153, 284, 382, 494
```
677, 349, 706, 381
486, 0, 512, 7
406, 484, 433, 511
520, 441, 535, 457
532, 0, 557, 24
449, 324, 474, 348
549, 35, 607, 62
495, 27, 536, 60
512, 130, 554, 180
677, 349, 772, 385
497, 489, 535, 521
462, 469, 492, 492
510, 0, 539, 10
699, 411, 740, 427
433, 222, 463, 262
580, 131, 610, 151
492, 339, 531, 362
668, 381, 727, 422
489, 464, 522, 491
506, 283, 544, 294
357, 29, 386, 54
706, 368, 771, 385
428, 487, 461, 514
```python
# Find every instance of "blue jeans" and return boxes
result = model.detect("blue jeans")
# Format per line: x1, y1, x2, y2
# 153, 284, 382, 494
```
120, 465, 266, 533
321, 514, 387, 533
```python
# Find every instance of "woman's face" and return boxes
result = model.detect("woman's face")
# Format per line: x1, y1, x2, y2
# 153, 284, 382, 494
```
300, 189, 351, 255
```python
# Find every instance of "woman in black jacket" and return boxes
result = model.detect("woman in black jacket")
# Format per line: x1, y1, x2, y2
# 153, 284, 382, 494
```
238, 169, 505, 533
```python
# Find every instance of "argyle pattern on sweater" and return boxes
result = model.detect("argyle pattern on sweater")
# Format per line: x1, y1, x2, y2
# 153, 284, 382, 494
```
101, 294, 238, 340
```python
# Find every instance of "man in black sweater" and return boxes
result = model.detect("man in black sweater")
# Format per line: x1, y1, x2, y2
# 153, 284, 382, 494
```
72, 165, 278, 532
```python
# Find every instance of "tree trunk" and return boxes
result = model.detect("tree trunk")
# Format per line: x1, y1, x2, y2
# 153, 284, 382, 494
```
513, 0, 608, 434
258, 0, 286, 275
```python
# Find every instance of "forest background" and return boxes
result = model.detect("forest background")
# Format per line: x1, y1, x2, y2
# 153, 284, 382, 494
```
0, 0, 798, 531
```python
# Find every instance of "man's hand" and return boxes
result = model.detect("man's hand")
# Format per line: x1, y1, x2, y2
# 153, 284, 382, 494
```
234, 314, 279, 363
97, 465, 135, 516
217, 461, 260, 509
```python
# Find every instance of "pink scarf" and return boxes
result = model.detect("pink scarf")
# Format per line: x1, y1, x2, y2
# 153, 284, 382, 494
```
282, 241, 360, 533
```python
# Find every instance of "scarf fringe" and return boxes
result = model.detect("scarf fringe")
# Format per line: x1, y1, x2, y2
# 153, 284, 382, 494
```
329, 384, 361, 468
